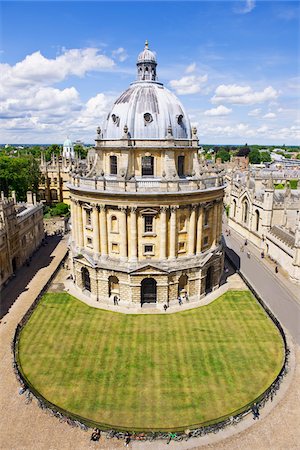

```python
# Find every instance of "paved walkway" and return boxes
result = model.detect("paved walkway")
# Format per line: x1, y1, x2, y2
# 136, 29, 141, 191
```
224, 226, 300, 345
1, 236, 299, 449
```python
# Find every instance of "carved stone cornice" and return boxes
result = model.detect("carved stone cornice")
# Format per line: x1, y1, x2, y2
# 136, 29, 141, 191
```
130, 206, 137, 213
99, 204, 106, 212
118, 206, 127, 213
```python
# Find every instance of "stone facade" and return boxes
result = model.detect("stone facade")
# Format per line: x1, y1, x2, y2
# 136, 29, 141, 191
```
68, 42, 225, 305
0, 191, 44, 290
225, 169, 300, 284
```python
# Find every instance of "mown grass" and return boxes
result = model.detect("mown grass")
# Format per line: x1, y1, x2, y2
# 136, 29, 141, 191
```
18, 291, 284, 430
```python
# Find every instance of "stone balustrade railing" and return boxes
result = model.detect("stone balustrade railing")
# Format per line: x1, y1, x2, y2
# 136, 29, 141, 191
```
68, 174, 225, 193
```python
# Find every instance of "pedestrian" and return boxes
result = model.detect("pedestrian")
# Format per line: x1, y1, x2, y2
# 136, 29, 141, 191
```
275, 266, 278, 274
261, 251, 264, 258
185, 292, 189, 302
251, 403, 260, 420
124, 434, 131, 447
245, 239, 248, 246
225, 266, 229, 273
240, 245, 244, 252
113, 295, 117, 305
228, 229, 231, 236
91, 428, 101, 441
178, 296, 182, 306
247, 251, 250, 259
163, 304, 168, 312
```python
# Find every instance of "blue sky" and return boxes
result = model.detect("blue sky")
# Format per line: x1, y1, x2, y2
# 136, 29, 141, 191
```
0, 1, 299, 144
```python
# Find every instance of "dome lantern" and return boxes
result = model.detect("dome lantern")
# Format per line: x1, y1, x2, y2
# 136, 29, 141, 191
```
137, 40, 157, 81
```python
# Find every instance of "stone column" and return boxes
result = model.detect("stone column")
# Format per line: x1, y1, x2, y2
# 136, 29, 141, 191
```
130, 206, 137, 261
91, 203, 100, 256
119, 206, 128, 259
169, 206, 178, 259
76, 200, 84, 249
99, 204, 108, 257
160, 206, 168, 259
196, 205, 204, 254
188, 205, 197, 255
70, 199, 76, 243
212, 202, 218, 247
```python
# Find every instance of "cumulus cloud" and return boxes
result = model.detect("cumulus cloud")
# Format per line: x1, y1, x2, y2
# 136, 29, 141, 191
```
248, 108, 261, 116
112, 47, 128, 62
211, 84, 278, 104
263, 112, 276, 119
233, 0, 256, 14
0, 48, 115, 91
204, 105, 232, 116
169, 74, 208, 95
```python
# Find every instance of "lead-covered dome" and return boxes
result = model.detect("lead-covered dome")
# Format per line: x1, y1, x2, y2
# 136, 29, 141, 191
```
102, 42, 192, 140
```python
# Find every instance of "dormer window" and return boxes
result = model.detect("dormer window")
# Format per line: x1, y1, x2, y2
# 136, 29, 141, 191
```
144, 113, 153, 124
177, 114, 183, 125
111, 114, 120, 126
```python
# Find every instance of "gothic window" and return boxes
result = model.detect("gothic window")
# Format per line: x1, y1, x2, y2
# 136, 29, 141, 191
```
255, 210, 260, 232
178, 155, 185, 177
81, 267, 91, 292
243, 199, 249, 224
144, 215, 153, 233
110, 155, 118, 175
111, 215, 118, 233
142, 156, 154, 176
233, 199, 237, 217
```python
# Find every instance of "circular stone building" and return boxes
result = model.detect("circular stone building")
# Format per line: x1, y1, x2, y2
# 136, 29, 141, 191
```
68, 41, 224, 305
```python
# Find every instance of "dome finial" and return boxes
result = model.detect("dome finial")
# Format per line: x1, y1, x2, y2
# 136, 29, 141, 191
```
145, 39, 149, 49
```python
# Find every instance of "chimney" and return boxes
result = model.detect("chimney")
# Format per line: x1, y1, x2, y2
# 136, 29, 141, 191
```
33, 193, 37, 205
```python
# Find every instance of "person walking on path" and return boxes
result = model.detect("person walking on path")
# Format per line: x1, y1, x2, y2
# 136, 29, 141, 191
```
247, 251, 251, 259
163, 304, 168, 312
275, 265, 278, 274
178, 296, 182, 306
252, 403, 260, 420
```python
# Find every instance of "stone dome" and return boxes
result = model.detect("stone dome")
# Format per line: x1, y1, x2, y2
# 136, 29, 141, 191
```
63, 138, 73, 147
102, 42, 192, 140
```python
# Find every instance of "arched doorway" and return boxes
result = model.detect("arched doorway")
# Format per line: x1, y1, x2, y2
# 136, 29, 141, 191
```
81, 267, 91, 292
205, 266, 213, 294
178, 274, 188, 296
108, 275, 119, 297
141, 278, 157, 304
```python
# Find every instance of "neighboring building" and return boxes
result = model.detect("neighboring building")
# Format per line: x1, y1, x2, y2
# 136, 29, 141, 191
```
68, 42, 225, 305
0, 191, 44, 290
226, 170, 300, 284
62, 137, 75, 159
38, 151, 85, 206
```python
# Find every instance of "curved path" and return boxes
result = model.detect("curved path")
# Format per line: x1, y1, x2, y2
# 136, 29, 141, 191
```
0, 236, 299, 449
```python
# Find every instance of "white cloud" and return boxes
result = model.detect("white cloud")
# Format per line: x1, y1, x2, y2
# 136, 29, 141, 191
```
211, 84, 278, 105
234, 0, 256, 14
73, 93, 115, 130
112, 47, 128, 62
185, 63, 196, 74
169, 74, 208, 95
204, 105, 232, 116
248, 108, 261, 116
0, 48, 115, 92
263, 112, 276, 119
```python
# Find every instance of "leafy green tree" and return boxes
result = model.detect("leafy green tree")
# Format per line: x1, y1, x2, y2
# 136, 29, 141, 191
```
216, 149, 230, 162
74, 144, 87, 159
0, 155, 40, 201
50, 202, 70, 216
260, 151, 271, 163
248, 149, 261, 164
296, 153, 300, 159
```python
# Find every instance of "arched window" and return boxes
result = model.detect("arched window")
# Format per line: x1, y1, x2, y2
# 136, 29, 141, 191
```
111, 215, 118, 233
179, 215, 186, 231
204, 209, 209, 226
81, 267, 91, 292
108, 275, 119, 297
178, 155, 185, 177
242, 199, 249, 224
233, 199, 237, 217
110, 155, 117, 175
142, 156, 154, 176
178, 274, 188, 296
255, 210, 260, 232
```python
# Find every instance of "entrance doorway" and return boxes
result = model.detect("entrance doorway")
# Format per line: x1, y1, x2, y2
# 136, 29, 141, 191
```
141, 278, 157, 305
205, 266, 213, 294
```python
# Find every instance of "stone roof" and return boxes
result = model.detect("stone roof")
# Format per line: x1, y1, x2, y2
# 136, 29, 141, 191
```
269, 225, 295, 248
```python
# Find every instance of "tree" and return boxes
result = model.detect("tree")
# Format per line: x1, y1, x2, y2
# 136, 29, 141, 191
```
260, 151, 271, 163
248, 149, 261, 164
216, 149, 230, 162
0, 155, 40, 201
236, 146, 251, 157
74, 144, 87, 159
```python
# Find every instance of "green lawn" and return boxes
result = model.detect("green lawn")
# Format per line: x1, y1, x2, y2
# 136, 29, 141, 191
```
18, 291, 284, 430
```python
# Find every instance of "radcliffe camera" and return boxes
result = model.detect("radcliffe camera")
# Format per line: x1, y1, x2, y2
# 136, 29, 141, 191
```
0, 1, 299, 449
